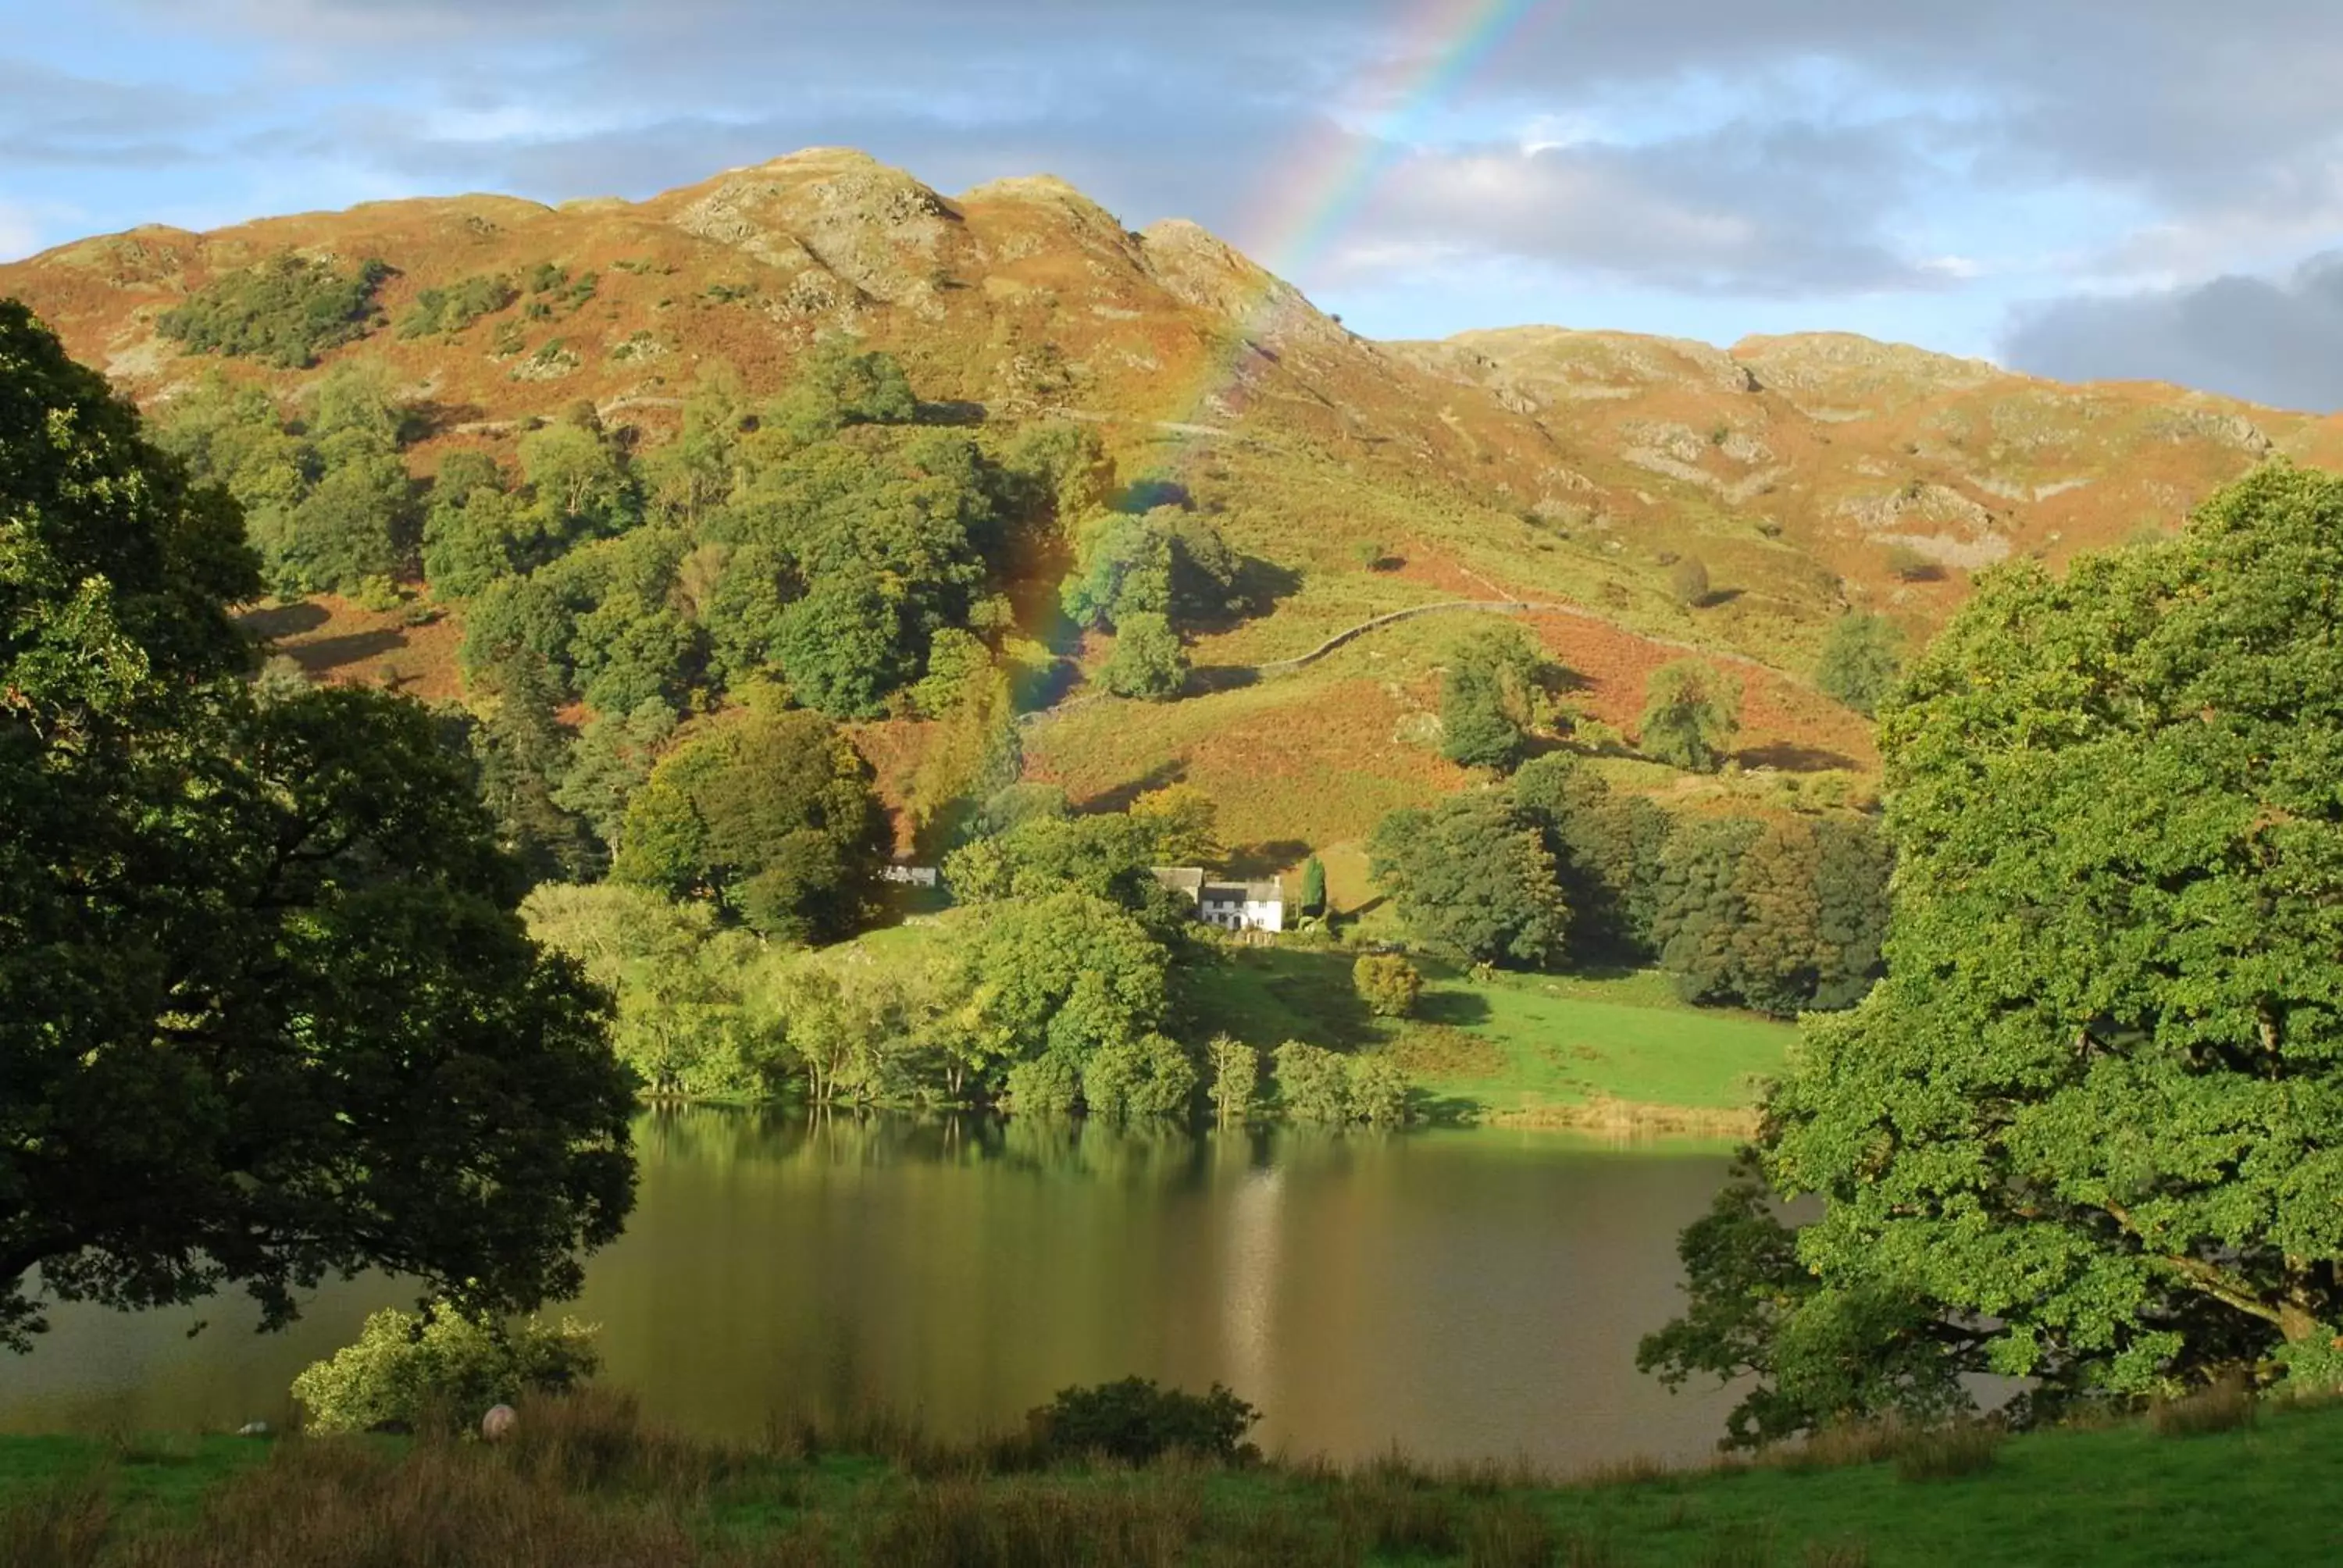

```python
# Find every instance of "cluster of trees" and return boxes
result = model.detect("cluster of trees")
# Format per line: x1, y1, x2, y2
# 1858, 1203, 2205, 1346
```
155, 364, 419, 595
0, 302, 633, 1351
1433, 620, 1746, 781
158, 251, 391, 369
1644, 467, 2343, 1440
444, 345, 1093, 729
525, 772, 1410, 1121
1061, 503, 1250, 700
1371, 754, 1889, 1016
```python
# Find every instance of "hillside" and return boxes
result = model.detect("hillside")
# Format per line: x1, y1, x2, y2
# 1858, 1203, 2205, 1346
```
8, 146, 2339, 868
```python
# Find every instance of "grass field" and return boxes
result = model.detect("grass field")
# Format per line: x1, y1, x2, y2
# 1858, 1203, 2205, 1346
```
1182, 946, 1796, 1130
6, 1388, 2338, 1565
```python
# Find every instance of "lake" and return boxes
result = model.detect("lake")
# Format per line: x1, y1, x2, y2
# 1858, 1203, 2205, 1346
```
0, 1108, 1746, 1469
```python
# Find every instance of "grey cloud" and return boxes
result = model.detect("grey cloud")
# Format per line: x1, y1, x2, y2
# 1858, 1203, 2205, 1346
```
1341, 118, 1944, 298
0, 56, 223, 157
2002, 255, 2343, 413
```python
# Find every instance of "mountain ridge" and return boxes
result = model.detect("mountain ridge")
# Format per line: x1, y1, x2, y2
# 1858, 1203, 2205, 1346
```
5, 148, 2338, 863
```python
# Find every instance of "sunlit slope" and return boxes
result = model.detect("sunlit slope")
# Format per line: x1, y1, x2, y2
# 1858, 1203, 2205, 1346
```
8, 148, 2339, 856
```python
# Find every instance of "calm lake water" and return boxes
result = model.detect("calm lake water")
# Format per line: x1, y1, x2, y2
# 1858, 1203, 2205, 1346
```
0, 1109, 1745, 1468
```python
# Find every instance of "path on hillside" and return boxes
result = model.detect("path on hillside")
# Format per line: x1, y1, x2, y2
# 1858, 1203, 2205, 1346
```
1017, 598, 1813, 729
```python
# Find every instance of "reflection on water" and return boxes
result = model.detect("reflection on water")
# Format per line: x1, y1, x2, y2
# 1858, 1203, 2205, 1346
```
0, 1109, 1744, 1467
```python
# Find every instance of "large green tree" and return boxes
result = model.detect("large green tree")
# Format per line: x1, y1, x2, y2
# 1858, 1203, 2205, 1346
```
1646, 466, 2343, 1441
1369, 794, 1570, 968
0, 302, 633, 1349
612, 704, 886, 942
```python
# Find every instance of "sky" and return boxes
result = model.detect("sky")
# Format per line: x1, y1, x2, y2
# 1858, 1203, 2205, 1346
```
5, 1, 2343, 410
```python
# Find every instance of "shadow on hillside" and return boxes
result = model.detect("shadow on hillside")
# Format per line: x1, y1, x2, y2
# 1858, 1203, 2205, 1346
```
1224, 840, 1311, 878
1259, 950, 1378, 1047
1408, 1092, 1485, 1129
239, 601, 333, 640
405, 397, 490, 440
1737, 741, 1858, 773
1117, 479, 1191, 512
1415, 990, 1494, 1028
1080, 761, 1189, 816
287, 629, 407, 674
917, 399, 988, 427
1691, 587, 1746, 610
1184, 665, 1260, 695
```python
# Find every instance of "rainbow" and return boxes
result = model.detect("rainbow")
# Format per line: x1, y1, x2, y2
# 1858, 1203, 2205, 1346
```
1146, 0, 1547, 474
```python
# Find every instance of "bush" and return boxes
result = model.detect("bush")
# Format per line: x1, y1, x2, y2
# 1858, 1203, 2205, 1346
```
158, 252, 389, 368
290, 1302, 600, 1434
1274, 1041, 1351, 1123
399, 273, 520, 340
1346, 1055, 1411, 1127
352, 573, 406, 612
1206, 1035, 1260, 1124
1671, 555, 1711, 608
1353, 953, 1422, 1018
1025, 1377, 1261, 1465
1080, 1032, 1199, 1120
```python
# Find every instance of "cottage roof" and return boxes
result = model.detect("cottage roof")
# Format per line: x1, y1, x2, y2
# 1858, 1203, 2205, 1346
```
1203, 879, 1282, 904
1150, 866, 1205, 898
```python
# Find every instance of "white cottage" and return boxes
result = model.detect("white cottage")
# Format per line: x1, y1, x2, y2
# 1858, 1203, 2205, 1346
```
1151, 867, 1284, 933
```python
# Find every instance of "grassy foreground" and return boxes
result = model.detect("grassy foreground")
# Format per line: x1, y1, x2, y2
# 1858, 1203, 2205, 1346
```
1186, 947, 1794, 1131
5, 1389, 2341, 1566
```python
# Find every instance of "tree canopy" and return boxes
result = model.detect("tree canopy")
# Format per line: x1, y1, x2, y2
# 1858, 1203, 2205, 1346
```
1813, 611, 1904, 717
1639, 659, 1741, 773
0, 301, 633, 1349
1646, 465, 2343, 1441
1369, 793, 1570, 968
1439, 622, 1547, 773
612, 704, 886, 943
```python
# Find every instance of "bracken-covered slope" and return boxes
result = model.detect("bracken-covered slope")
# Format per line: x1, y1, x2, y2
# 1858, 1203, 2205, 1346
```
8, 148, 2341, 870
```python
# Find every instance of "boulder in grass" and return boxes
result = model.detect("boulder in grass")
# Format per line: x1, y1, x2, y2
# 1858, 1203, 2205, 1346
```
481, 1404, 517, 1441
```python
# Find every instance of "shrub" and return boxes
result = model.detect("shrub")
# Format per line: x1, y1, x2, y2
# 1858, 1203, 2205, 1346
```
289, 1302, 600, 1434
398, 273, 520, 340
1274, 1041, 1351, 1123
352, 573, 406, 612
1671, 555, 1711, 608
1080, 1032, 1199, 1120
1352, 953, 1422, 1018
1206, 1035, 1260, 1124
158, 252, 389, 368
1005, 1053, 1082, 1116
1346, 1055, 1411, 1127
1025, 1377, 1260, 1465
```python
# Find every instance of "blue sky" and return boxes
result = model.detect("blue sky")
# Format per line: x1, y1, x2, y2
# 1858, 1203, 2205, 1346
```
6, 0, 2343, 408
